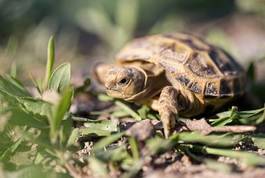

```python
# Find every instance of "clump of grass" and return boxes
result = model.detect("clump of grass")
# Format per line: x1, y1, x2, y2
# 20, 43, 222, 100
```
0, 36, 75, 177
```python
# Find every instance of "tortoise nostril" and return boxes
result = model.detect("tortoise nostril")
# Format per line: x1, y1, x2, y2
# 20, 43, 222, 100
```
105, 83, 112, 90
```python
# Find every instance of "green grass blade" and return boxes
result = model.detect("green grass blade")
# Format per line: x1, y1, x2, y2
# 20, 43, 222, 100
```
17, 97, 52, 118
173, 132, 240, 147
94, 132, 124, 151
95, 146, 130, 162
43, 36, 55, 90
50, 87, 73, 143
115, 101, 142, 121
146, 136, 174, 155
128, 137, 140, 160
210, 106, 265, 126
204, 147, 265, 166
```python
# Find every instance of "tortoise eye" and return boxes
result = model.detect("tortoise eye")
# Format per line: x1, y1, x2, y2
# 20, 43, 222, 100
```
118, 78, 129, 85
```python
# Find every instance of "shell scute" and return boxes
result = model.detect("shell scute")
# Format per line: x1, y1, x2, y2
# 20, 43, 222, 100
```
188, 81, 203, 94
176, 75, 190, 87
220, 79, 233, 96
205, 81, 219, 96
159, 47, 191, 63
186, 52, 218, 77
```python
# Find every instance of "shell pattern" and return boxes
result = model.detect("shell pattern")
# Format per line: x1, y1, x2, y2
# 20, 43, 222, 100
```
116, 33, 246, 98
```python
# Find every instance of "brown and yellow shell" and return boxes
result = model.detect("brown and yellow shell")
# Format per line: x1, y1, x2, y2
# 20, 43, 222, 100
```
116, 33, 246, 97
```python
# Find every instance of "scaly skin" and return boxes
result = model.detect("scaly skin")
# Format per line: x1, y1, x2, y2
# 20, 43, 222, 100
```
158, 86, 178, 138
158, 86, 204, 138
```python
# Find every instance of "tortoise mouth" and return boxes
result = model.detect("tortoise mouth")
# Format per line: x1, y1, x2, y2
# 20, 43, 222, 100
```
106, 88, 131, 99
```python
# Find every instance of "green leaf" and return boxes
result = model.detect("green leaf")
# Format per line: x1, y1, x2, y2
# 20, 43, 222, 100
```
115, 101, 142, 121
7, 107, 48, 129
66, 128, 79, 147
146, 136, 174, 155
29, 74, 42, 94
43, 36, 55, 91
83, 119, 118, 131
204, 147, 265, 166
0, 90, 19, 106
185, 144, 265, 166
49, 87, 73, 143
59, 117, 73, 146
84, 119, 119, 132
17, 97, 52, 118
48, 63, 71, 93
98, 93, 113, 101
252, 135, 265, 149
210, 106, 265, 126
74, 119, 119, 137
79, 128, 111, 137
112, 109, 130, 117
210, 106, 238, 126
174, 132, 241, 147
94, 132, 124, 151
0, 75, 30, 97
0, 91, 52, 124
0, 137, 23, 162
137, 105, 150, 119
128, 137, 140, 160
95, 146, 130, 162
238, 106, 265, 125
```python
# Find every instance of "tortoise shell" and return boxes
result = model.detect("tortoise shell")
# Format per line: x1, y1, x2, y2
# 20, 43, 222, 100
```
116, 33, 246, 97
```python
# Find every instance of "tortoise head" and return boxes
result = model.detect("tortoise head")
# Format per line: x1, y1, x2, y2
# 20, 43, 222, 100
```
104, 66, 146, 100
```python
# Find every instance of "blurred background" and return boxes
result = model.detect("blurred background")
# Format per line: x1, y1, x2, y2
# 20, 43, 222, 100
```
0, 0, 265, 101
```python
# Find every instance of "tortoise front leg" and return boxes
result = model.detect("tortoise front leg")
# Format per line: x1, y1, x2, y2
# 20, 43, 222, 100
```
158, 86, 184, 138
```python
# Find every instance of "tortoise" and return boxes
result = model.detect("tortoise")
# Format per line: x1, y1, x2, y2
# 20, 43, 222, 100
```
95, 33, 246, 138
